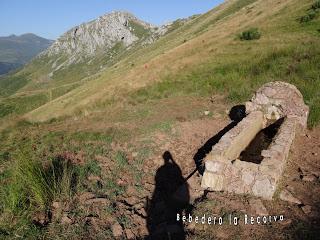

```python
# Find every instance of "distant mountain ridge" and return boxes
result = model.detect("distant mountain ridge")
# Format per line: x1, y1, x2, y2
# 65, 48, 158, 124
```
0, 33, 53, 75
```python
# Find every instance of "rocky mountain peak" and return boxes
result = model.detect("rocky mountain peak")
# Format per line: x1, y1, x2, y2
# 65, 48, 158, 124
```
41, 11, 165, 74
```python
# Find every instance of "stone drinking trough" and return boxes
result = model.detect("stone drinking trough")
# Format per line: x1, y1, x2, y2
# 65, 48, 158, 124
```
201, 82, 309, 199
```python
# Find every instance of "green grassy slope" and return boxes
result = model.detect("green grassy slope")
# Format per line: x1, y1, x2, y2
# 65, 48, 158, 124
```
0, 0, 319, 128
20, 0, 320, 127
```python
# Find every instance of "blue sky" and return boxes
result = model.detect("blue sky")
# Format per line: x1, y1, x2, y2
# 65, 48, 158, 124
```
0, 0, 223, 40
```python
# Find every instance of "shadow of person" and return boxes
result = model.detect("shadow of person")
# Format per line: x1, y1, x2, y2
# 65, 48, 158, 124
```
146, 151, 189, 240
193, 104, 246, 175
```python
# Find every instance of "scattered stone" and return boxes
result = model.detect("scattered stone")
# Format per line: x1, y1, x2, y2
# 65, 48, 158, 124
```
188, 175, 204, 203
279, 189, 301, 204
85, 198, 110, 205
298, 167, 310, 176
132, 152, 138, 158
204, 111, 211, 116
143, 182, 154, 193
87, 175, 102, 182
186, 221, 196, 232
301, 205, 312, 215
32, 211, 49, 226
116, 179, 127, 186
136, 208, 147, 218
286, 185, 295, 193
133, 202, 144, 210
61, 214, 73, 225
59, 151, 85, 165
85, 217, 105, 232
124, 196, 140, 206
302, 174, 317, 182
138, 226, 149, 237
125, 229, 135, 239
298, 167, 305, 175
52, 201, 61, 210
176, 116, 187, 122
132, 215, 148, 236
79, 192, 96, 202
310, 170, 320, 177
249, 199, 269, 215
84, 216, 97, 224
126, 185, 137, 197
51, 201, 63, 221
280, 218, 292, 226
111, 222, 123, 238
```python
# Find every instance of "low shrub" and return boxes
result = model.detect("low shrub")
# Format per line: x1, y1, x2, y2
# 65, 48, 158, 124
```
312, 0, 320, 10
300, 9, 318, 23
300, 1, 320, 23
239, 28, 261, 40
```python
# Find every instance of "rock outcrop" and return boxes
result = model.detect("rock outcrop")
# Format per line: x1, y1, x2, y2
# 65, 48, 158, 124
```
38, 11, 171, 75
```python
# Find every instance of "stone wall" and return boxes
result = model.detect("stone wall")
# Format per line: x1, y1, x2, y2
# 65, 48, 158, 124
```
201, 82, 309, 199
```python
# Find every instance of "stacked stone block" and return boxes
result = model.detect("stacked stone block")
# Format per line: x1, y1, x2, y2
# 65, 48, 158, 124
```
201, 82, 309, 199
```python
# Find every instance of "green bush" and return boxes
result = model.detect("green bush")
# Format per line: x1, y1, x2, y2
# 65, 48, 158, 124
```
300, 1, 320, 23
300, 14, 311, 23
312, 0, 320, 9
300, 9, 317, 23
239, 28, 261, 40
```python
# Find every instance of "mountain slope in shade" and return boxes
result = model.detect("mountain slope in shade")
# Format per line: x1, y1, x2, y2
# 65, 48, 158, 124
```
0, 33, 53, 75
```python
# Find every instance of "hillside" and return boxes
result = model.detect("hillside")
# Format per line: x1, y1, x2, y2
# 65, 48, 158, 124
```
0, 33, 52, 75
0, 11, 190, 122
0, 11, 185, 105
16, 0, 320, 127
0, 0, 320, 239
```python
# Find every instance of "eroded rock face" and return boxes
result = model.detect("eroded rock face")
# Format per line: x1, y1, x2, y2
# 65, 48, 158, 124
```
279, 189, 301, 204
201, 81, 309, 200
249, 199, 269, 215
38, 11, 171, 75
